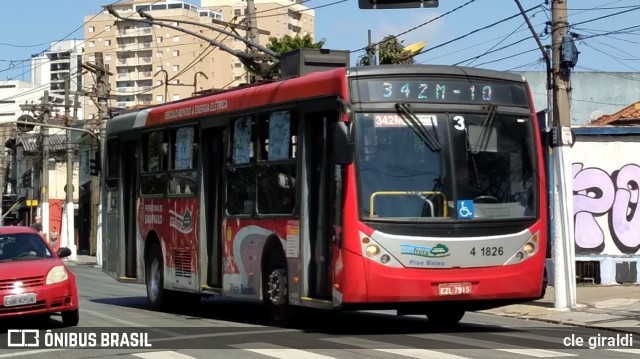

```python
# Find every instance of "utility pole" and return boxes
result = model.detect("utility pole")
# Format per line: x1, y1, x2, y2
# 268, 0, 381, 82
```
246, 0, 259, 83
367, 30, 373, 65
551, 0, 577, 310
40, 92, 50, 242
63, 76, 77, 261
82, 52, 111, 265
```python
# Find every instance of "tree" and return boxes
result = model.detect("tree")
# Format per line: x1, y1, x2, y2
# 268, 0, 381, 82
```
266, 34, 325, 55
358, 35, 415, 66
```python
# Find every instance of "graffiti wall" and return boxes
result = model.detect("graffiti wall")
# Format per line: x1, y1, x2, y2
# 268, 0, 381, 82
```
572, 134, 640, 255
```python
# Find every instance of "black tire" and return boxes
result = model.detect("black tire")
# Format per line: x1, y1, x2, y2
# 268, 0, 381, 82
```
61, 309, 79, 327
426, 308, 465, 326
263, 248, 294, 326
146, 244, 168, 311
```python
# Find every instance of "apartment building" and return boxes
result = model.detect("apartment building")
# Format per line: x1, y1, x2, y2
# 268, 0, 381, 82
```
30, 40, 84, 116
202, 0, 315, 86
83, 0, 233, 120
83, 0, 316, 118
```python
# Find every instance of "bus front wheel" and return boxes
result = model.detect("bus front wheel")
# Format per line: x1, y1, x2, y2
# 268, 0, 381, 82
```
425, 308, 465, 326
263, 250, 294, 326
146, 244, 167, 311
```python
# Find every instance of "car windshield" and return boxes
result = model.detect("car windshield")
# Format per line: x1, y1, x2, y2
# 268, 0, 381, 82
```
355, 109, 537, 221
0, 233, 53, 261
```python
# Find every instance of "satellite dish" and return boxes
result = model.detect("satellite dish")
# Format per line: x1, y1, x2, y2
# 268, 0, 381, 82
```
404, 41, 428, 54
16, 114, 38, 132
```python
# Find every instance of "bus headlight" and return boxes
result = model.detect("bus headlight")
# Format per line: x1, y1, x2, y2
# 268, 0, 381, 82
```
365, 245, 380, 257
523, 242, 535, 255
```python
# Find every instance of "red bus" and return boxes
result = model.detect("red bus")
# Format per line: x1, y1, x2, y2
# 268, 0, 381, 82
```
102, 64, 547, 325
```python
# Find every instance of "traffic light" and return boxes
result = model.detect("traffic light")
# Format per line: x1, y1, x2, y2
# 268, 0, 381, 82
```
89, 151, 101, 177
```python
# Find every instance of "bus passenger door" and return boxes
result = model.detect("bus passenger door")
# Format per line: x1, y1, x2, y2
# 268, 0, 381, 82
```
202, 128, 224, 287
121, 141, 138, 278
301, 110, 337, 300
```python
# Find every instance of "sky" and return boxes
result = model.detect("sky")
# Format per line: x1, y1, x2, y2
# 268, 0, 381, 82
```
1, 0, 640, 83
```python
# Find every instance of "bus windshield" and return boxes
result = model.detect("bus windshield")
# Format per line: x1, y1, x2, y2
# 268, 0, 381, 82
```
355, 109, 536, 221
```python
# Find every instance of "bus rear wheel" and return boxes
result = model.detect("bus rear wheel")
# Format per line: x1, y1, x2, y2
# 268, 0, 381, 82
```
425, 308, 465, 326
263, 250, 294, 326
146, 244, 168, 311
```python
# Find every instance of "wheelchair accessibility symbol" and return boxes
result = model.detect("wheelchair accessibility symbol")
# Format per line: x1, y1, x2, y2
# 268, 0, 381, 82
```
457, 200, 474, 219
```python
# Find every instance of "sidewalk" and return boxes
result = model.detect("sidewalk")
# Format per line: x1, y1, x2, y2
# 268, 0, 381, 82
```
480, 285, 640, 334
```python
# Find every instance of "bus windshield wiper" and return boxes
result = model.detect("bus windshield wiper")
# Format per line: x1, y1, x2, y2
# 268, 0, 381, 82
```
395, 103, 441, 152
473, 105, 497, 154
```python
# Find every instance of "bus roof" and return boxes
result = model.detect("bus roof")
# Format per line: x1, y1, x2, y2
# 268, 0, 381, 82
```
107, 67, 348, 134
107, 64, 527, 135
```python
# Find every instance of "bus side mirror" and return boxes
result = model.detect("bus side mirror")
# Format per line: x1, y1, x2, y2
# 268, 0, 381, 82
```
333, 121, 353, 165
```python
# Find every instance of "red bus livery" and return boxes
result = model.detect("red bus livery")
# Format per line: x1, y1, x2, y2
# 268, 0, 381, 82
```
102, 64, 547, 325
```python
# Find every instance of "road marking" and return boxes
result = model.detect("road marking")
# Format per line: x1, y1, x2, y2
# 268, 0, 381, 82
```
231, 343, 336, 359
133, 351, 197, 359
0, 349, 65, 358
606, 348, 640, 354
322, 337, 471, 359
497, 349, 577, 357
410, 334, 577, 357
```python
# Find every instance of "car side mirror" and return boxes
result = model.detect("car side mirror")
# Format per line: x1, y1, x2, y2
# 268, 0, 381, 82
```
57, 247, 72, 258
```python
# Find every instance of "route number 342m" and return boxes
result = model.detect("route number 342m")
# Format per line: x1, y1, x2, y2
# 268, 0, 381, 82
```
470, 246, 504, 256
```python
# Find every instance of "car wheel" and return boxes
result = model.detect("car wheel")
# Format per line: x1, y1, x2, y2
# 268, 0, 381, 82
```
146, 244, 168, 311
61, 309, 79, 326
263, 249, 294, 326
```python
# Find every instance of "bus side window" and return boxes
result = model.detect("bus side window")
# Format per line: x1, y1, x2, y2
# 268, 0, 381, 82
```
256, 110, 297, 215
141, 130, 169, 195
227, 116, 255, 215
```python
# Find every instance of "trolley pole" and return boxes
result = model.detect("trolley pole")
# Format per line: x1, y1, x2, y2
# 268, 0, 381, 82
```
551, 0, 577, 310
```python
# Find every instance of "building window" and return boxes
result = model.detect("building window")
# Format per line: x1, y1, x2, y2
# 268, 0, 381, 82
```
105, 25, 111, 32
173, 94, 180, 101
88, 26, 95, 33
156, 65, 163, 71
157, 37, 163, 43
105, 54, 112, 61
156, 95, 163, 102
174, 79, 180, 85
173, 50, 179, 57
156, 80, 163, 86
234, 9, 241, 16
234, 62, 242, 68
173, 36, 180, 42
89, 41, 95, 48
173, 65, 180, 72
105, 40, 111, 46
156, 52, 163, 58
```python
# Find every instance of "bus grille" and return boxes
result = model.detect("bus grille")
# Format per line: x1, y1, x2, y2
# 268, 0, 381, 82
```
174, 250, 193, 278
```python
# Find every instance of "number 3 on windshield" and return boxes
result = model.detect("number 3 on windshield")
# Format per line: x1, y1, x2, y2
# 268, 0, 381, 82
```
452, 115, 466, 130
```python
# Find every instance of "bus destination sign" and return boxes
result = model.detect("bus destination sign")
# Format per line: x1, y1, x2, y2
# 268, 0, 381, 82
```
355, 78, 527, 106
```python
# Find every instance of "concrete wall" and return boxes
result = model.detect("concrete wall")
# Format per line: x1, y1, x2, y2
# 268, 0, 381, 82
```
569, 127, 640, 284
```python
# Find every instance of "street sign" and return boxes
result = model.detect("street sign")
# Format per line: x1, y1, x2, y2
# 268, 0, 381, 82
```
26, 199, 39, 207
359, 0, 439, 9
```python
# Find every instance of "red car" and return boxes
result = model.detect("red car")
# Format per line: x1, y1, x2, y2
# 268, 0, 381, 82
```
0, 226, 79, 326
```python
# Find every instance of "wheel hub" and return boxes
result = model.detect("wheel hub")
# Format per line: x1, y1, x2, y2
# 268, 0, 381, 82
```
267, 268, 287, 305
